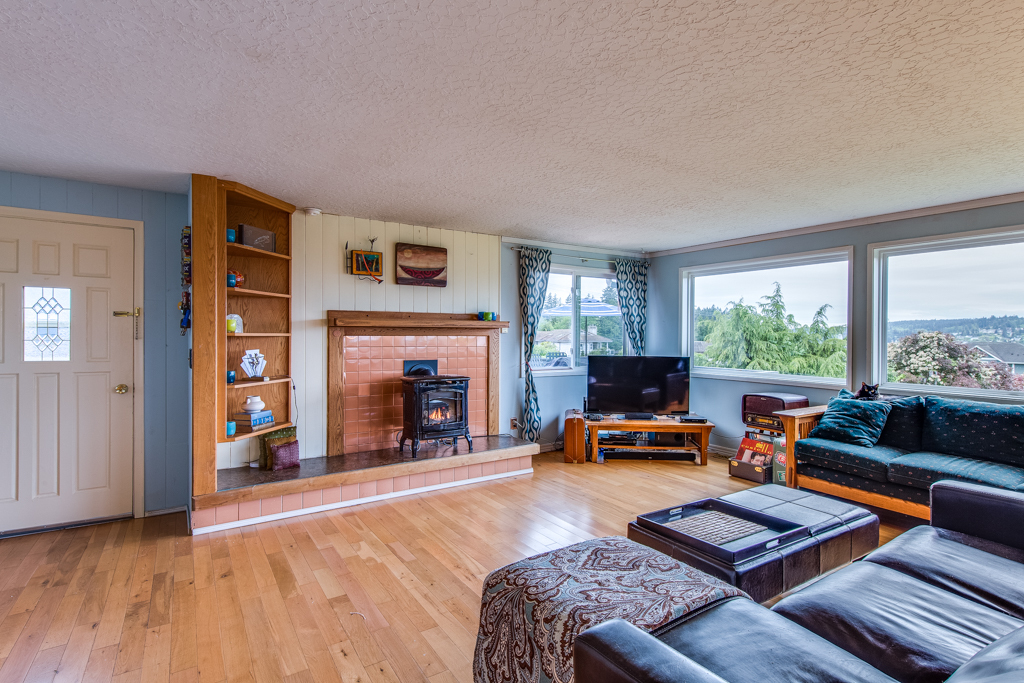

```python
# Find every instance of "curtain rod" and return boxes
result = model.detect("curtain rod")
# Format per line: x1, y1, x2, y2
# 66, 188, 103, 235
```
510, 246, 641, 265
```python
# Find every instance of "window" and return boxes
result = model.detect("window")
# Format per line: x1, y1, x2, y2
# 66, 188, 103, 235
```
531, 269, 625, 371
24, 287, 71, 362
872, 229, 1024, 396
682, 250, 851, 386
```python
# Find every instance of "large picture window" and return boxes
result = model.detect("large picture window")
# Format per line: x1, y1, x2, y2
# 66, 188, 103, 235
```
682, 250, 851, 386
872, 229, 1024, 396
531, 269, 625, 371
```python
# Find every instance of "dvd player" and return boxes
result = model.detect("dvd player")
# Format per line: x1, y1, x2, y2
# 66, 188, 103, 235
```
677, 414, 708, 423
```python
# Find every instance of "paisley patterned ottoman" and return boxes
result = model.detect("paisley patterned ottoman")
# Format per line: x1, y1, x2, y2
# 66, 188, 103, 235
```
472, 536, 747, 683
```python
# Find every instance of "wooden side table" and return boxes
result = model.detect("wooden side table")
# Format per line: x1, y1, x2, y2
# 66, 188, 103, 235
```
585, 417, 714, 465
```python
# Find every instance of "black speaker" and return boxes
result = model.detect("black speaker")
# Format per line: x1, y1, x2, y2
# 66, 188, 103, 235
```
654, 432, 689, 447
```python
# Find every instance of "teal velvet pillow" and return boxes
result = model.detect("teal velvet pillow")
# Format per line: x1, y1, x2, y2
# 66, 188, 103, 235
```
809, 398, 893, 448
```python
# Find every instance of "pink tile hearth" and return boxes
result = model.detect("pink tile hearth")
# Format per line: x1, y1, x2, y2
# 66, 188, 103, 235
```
342, 335, 489, 454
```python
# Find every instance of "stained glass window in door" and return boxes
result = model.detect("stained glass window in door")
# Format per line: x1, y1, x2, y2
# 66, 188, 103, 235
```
24, 287, 71, 361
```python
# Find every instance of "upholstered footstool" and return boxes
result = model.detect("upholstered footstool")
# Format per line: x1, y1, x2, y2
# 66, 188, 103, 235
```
472, 536, 747, 683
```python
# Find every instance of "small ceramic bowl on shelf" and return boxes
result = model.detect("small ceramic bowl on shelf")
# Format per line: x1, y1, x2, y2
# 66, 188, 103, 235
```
242, 396, 265, 413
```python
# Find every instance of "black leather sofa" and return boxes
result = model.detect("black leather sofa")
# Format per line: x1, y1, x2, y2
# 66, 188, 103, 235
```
575, 481, 1024, 683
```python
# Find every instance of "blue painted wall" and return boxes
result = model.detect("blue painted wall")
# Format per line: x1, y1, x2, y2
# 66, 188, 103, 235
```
499, 242, 636, 448
647, 200, 1024, 453
0, 171, 190, 512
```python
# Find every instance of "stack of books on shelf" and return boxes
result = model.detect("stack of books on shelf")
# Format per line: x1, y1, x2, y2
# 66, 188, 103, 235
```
234, 410, 275, 434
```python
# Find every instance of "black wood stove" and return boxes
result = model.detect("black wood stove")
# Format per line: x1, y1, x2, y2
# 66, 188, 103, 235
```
399, 365, 472, 458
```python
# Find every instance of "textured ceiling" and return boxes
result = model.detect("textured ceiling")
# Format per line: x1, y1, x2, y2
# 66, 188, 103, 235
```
2, 1, 1024, 251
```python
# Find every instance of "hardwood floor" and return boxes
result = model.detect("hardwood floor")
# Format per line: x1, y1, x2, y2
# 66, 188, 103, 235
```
0, 453, 919, 683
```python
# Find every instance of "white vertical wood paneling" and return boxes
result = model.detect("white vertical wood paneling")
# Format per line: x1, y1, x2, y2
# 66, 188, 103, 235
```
352, 218, 372, 311
488, 234, 501, 315
304, 213, 325, 460
338, 215, 356, 310
452, 231, 466, 315
368, 220, 387, 311
439, 230, 454, 314
0, 374, 17, 502
427, 228, 441, 313
464, 232, 478, 314
291, 211, 307, 460
383, 222, 401, 312
217, 213, 500, 467
398, 225, 416, 311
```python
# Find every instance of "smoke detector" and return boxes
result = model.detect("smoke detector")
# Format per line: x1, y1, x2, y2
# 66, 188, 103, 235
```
304, 207, 322, 216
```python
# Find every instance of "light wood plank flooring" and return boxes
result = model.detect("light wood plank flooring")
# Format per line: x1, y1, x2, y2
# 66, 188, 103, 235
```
0, 452, 917, 683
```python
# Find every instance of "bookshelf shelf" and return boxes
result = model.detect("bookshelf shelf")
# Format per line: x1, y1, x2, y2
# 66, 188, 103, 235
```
227, 376, 292, 390
227, 287, 290, 299
226, 242, 291, 260
224, 422, 295, 442
227, 332, 291, 337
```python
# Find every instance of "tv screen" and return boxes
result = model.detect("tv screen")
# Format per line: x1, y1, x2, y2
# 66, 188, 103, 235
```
586, 356, 690, 415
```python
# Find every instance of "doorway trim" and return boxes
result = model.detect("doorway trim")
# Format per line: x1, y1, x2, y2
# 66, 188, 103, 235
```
0, 206, 146, 518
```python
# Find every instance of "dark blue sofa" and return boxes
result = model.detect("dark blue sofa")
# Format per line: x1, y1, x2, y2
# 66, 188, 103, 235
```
780, 396, 1024, 518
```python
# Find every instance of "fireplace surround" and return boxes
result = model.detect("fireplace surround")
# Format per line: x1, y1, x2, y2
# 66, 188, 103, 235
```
327, 310, 509, 456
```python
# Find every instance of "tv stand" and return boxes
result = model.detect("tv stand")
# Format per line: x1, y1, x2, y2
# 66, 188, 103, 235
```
573, 414, 714, 465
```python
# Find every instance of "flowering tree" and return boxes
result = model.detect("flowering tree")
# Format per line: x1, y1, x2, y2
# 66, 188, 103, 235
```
888, 331, 1024, 391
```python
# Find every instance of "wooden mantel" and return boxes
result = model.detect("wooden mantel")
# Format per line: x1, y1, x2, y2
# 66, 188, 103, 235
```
329, 310, 509, 330
326, 310, 508, 456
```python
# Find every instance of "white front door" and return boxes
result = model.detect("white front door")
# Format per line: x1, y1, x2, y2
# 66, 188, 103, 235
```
0, 213, 136, 534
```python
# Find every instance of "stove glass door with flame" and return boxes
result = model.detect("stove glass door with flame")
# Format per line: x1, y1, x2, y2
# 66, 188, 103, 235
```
422, 389, 464, 428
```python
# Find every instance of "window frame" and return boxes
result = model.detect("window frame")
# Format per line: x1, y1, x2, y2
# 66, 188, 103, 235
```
680, 247, 854, 389
868, 225, 1024, 402
529, 264, 629, 376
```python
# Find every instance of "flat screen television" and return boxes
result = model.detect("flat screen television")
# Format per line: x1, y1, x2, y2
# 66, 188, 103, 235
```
586, 356, 690, 415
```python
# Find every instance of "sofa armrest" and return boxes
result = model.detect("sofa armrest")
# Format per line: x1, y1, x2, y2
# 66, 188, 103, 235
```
931, 481, 1024, 551
776, 406, 827, 488
574, 619, 730, 683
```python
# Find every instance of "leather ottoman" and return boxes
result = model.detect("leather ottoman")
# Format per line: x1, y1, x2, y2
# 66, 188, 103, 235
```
627, 484, 879, 602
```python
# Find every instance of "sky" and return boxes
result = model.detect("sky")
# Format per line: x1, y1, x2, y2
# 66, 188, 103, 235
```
694, 261, 849, 326
886, 242, 1024, 320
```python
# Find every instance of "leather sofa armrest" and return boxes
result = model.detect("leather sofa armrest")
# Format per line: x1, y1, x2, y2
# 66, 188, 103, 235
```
776, 406, 827, 488
931, 480, 1024, 551
574, 619, 730, 683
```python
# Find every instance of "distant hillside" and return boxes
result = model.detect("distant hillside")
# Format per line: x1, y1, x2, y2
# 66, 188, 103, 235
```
887, 315, 1024, 343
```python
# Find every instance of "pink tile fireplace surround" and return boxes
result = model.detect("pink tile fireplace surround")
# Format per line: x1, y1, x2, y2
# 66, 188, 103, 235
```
342, 334, 489, 453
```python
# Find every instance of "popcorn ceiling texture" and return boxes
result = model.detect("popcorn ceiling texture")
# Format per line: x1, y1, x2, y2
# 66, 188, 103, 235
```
2, 1, 1024, 250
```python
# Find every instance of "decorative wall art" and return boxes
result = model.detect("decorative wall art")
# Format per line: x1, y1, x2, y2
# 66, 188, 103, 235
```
396, 242, 448, 287
352, 250, 383, 278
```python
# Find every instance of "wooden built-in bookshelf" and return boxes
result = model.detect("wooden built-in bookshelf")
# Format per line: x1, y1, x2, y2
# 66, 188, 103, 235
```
191, 175, 295, 498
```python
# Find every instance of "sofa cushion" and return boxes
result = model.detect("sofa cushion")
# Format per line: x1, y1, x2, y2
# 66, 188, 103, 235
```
877, 396, 926, 452
945, 625, 1024, 683
886, 451, 1024, 491
922, 397, 1024, 468
797, 464, 931, 505
796, 437, 907, 483
809, 399, 892, 447
658, 596, 898, 683
864, 525, 1024, 620
771, 562, 1023, 683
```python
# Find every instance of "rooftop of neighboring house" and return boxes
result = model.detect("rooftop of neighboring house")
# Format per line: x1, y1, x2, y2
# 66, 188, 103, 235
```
972, 342, 1024, 363
536, 329, 612, 344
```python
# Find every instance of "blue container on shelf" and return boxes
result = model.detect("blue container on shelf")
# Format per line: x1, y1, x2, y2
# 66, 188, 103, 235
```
227, 228, 236, 243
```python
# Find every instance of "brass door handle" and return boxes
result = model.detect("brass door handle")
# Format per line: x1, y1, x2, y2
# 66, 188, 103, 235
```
114, 384, 129, 394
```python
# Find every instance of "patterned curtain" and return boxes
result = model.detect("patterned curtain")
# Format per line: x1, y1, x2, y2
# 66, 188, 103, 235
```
518, 247, 552, 442
615, 258, 650, 355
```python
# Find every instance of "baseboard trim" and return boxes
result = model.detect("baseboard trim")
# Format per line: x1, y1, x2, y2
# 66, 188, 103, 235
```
192, 467, 534, 535
145, 506, 187, 517
798, 475, 931, 520
539, 441, 562, 453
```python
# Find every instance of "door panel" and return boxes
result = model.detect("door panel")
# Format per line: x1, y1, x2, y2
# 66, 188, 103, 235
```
0, 214, 134, 533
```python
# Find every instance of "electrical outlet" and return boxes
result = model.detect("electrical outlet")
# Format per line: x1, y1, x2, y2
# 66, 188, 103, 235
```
510, 418, 519, 430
